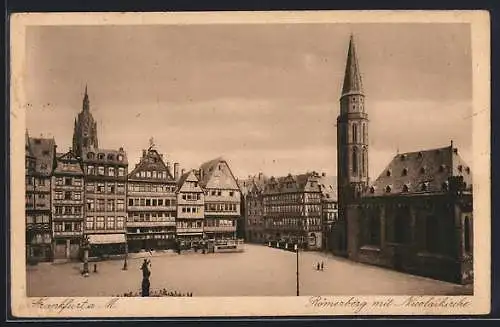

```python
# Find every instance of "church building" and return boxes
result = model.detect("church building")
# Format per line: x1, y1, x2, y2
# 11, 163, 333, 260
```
336, 36, 474, 284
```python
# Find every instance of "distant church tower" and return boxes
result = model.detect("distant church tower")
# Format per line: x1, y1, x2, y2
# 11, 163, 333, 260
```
337, 35, 369, 252
72, 86, 99, 157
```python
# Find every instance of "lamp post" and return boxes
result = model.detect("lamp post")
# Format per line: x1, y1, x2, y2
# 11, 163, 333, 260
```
295, 242, 299, 296
81, 235, 90, 277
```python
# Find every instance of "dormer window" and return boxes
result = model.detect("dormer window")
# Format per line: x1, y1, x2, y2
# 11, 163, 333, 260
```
370, 186, 376, 194
400, 154, 407, 161
107, 154, 115, 161
465, 167, 470, 174
386, 169, 392, 177
453, 148, 458, 154
420, 166, 427, 174
98, 153, 105, 160
458, 165, 463, 172
421, 182, 429, 191
402, 168, 408, 176
417, 152, 423, 159
117, 154, 123, 161
385, 185, 392, 193
402, 184, 409, 192
87, 152, 95, 159
439, 164, 446, 172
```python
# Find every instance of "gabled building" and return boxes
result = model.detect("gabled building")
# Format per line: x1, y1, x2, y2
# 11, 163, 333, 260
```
262, 172, 323, 250
25, 134, 56, 262
197, 158, 241, 241
72, 87, 128, 257
239, 173, 267, 243
52, 150, 85, 261
176, 170, 205, 246
126, 145, 177, 251
336, 36, 474, 284
318, 174, 338, 252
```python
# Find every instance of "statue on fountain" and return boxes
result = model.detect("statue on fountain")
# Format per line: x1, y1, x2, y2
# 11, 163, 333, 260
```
140, 259, 151, 297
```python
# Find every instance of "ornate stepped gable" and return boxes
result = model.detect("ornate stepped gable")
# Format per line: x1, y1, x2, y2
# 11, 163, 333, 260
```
365, 144, 472, 197
319, 175, 338, 201
28, 137, 56, 176
197, 157, 240, 190
53, 151, 84, 175
128, 148, 172, 181
177, 170, 203, 192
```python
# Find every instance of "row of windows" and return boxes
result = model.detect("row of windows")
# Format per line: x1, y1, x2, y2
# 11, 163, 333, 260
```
206, 190, 237, 197
264, 193, 322, 203
55, 177, 83, 186
128, 183, 176, 193
86, 182, 126, 194
266, 217, 321, 227
85, 216, 125, 230
54, 222, 82, 232
54, 205, 82, 215
177, 221, 203, 228
29, 233, 51, 244
205, 219, 234, 227
180, 206, 202, 214
377, 181, 449, 194
127, 212, 175, 222
133, 170, 170, 179
86, 152, 124, 162
205, 203, 238, 212
86, 199, 125, 212
86, 165, 125, 177
54, 191, 82, 201
26, 177, 50, 186
181, 193, 202, 201
128, 198, 176, 207
265, 204, 321, 213
26, 215, 50, 224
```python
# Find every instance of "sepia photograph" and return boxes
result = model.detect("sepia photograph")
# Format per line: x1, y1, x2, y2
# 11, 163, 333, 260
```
9, 11, 490, 317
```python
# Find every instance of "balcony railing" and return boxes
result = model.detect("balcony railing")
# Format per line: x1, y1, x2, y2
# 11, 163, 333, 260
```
127, 221, 176, 228
54, 231, 83, 237
127, 205, 177, 211
176, 227, 204, 234
204, 226, 236, 233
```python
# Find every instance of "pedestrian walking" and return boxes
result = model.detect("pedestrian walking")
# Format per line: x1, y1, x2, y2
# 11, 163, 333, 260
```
321, 261, 324, 271
94, 263, 97, 273
316, 262, 320, 271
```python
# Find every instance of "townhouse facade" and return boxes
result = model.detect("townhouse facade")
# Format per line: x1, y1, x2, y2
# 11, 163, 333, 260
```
126, 146, 177, 252
176, 170, 205, 247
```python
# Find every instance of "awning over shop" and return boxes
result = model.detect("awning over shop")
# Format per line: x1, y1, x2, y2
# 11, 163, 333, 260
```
88, 233, 126, 245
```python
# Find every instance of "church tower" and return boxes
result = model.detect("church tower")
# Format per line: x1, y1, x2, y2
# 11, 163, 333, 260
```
336, 35, 369, 253
72, 85, 99, 157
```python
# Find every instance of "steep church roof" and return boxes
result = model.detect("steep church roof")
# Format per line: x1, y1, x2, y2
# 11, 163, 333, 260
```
341, 35, 364, 97
319, 174, 338, 202
365, 144, 472, 197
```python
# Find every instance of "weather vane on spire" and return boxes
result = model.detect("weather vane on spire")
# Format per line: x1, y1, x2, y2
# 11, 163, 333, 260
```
148, 137, 155, 150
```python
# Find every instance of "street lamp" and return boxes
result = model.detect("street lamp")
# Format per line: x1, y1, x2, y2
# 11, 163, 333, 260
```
295, 242, 299, 296
81, 235, 90, 277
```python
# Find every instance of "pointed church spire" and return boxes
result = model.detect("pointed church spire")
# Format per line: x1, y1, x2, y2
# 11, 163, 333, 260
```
83, 84, 90, 112
341, 34, 364, 97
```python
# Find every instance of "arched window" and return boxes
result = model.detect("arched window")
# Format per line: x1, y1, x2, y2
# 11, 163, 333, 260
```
362, 123, 366, 143
352, 147, 358, 175
352, 123, 358, 143
362, 148, 367, 177
464, 216, 471, 253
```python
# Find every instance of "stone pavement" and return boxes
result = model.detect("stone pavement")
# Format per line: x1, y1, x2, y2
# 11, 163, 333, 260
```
27, 244, 472, 297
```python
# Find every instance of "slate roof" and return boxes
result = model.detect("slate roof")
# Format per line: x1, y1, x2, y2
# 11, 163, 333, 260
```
238, 173, 268, 196
197, 157, 240, 190
177, 169, 195, 188
53, 151, 84, 175
82, 147, 128, 165
365, 145, 473, 197
342, 35, 364, 97
29, 137, 56, 176
319, 174, 338, 202
263, 172, 322, 195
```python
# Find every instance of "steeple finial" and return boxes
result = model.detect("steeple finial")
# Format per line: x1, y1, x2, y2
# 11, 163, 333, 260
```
83, 84, 90, 112
341, 34, 364, 97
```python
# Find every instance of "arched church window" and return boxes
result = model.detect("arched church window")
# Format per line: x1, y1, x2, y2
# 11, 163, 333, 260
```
385, 185, 392, 193
352, 124, 358, 143
402, 184, 409, 192
362, 123, 366, 143
352, 147, 358, 175
87, 152, 94, 160
98, 153, 105, 160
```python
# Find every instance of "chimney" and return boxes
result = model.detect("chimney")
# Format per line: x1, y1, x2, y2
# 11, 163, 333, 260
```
181, 168, 185, 176
166, 161, 171, 174
174, 162, 179, 180
259, 172, 263, 180
322, 172, 326, 177
199, 168, 203, 180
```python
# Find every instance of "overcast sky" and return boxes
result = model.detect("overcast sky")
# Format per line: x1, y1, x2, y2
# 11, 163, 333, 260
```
25, 23, 472, 179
